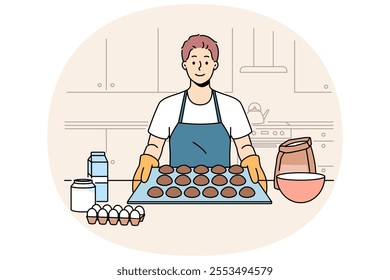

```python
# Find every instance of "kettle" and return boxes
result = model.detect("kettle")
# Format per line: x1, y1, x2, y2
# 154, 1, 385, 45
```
247, 102, 269, 124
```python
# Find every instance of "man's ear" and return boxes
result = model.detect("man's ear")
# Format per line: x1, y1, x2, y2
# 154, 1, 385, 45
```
182, 61, 187, 70
213, 61, 219, 70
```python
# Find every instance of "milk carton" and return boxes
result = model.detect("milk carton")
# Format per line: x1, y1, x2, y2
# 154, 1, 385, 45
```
88, 151, 109, 202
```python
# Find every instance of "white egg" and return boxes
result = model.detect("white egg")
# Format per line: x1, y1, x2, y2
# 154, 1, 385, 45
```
103, 204, 112, 212
119, 209, 129, 218
135, 205, 144, 215
109, 209, 118, 218
92, 204, 101, 212
130, 209, 140, 219
113, 205, 123, 213
98, 208, 108, 217
87, 208, 97, 217
124, 205, 133, 213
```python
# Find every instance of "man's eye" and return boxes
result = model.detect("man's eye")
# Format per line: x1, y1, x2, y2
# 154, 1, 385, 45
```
192, 61, 195, 65
205, 61, 209, 65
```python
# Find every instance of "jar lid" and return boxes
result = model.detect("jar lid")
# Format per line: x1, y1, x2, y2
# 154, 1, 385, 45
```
72, 178, 94, 185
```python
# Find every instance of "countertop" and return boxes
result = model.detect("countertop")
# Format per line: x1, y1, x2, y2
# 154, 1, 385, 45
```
70, 180, 334, 255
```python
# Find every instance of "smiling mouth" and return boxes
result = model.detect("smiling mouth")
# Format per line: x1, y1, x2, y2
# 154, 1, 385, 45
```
195, 73, 205, 77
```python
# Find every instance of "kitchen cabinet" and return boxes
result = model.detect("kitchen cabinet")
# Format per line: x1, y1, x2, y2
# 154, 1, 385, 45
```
292, 127, 336, 179
106, 129, 150, 180
65, 36, 107, 93
107, 28, 158, 92
67, 28, 158, 93
293, 41, 333, 93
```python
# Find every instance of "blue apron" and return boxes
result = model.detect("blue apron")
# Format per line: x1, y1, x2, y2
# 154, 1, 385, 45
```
169, 90, 231, 167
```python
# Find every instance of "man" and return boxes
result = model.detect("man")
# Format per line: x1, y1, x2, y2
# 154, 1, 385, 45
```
132, 34, 267, 192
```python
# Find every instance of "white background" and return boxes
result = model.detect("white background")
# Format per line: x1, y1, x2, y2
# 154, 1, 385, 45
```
1, 0, 389, 279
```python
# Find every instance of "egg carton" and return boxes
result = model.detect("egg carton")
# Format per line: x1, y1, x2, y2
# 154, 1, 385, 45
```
128, 167, 272, 204
86, 204, 145, 226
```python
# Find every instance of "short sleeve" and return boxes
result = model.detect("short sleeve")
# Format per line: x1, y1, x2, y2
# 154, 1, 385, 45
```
148, 93, 183, 139
217, 93, 252, 139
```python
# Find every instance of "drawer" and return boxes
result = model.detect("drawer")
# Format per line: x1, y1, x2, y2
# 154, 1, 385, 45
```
292, 128, 335, 140
316, 164, 336, 179
312, 140, 335, 155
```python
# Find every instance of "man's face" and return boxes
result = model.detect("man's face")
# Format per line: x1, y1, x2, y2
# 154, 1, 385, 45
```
182, 48, 218, 86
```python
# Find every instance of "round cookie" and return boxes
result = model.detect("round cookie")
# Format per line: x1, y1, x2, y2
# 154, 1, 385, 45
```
211, 165, 226, 174
230, 175, 246, 186
229, 165, 244, 174
239, 186, 255, 198
159, 165, 174, 174
156, 175, 173, 186
202, 186, 219, 198
221, 186, 237, 198
147, 186, 164, 198
194, 165, 209, 174
176, 165, 191, 174
175, 175, 191, 186
184, 187, 200, 198
166, 186, 182, 198
212, 175, 228, 186
193, 175, 209, 186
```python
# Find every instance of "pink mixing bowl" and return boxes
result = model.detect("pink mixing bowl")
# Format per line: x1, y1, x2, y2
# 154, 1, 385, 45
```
276, 172, 325, 203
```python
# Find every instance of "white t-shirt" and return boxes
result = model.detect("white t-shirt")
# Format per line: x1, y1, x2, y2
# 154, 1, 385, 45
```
148, 91, 252, 139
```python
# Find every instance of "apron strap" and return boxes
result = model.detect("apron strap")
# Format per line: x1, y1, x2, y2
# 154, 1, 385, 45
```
212, 90, 222, 123
178, 91, 188, 123
178, 90, 222, 123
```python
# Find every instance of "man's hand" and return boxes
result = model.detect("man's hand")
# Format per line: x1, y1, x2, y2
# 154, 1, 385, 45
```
241, 155, 267, 192
132, 154, 159, 191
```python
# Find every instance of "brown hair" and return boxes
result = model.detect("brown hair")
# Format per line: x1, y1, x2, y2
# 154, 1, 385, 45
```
181, 34, 219, 62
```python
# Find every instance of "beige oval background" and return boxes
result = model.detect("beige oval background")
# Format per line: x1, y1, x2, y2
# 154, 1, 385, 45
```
48, 5, 341, 255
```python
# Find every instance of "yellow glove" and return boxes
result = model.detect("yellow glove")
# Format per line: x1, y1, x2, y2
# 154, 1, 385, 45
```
241, 155, 268, 193
132, 154, 159, 191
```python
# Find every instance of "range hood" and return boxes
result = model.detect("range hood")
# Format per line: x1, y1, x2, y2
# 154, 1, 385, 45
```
240, 30, 287, 73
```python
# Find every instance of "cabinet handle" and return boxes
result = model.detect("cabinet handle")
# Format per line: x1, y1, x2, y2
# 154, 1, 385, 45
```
321, 132, 326, 137
321, 144, 326, 148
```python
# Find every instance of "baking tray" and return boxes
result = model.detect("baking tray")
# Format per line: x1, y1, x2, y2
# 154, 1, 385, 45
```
127, 167, 272, 204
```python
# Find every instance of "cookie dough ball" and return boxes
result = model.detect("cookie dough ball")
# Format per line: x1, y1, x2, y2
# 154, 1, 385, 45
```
147, 186, 164, 198
175, 175, 191, 186
176, 165, 191, 174
239, 187, 255, 198
211, 165, 226, 174
230, 175, 246, 186
184, 187, 200, 198
156, 175, 173, 186
193, 175, 209, 186
229, 165, 244, 174
194, 165, 209, 174
221, 187, 237, 198
166, 186, 182, 198
202, 186, 219, 198
159, 165, 174, 174
211, 175, 228, 186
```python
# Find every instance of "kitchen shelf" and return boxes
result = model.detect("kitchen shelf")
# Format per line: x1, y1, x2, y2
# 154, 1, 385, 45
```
64, 120, 148, 130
